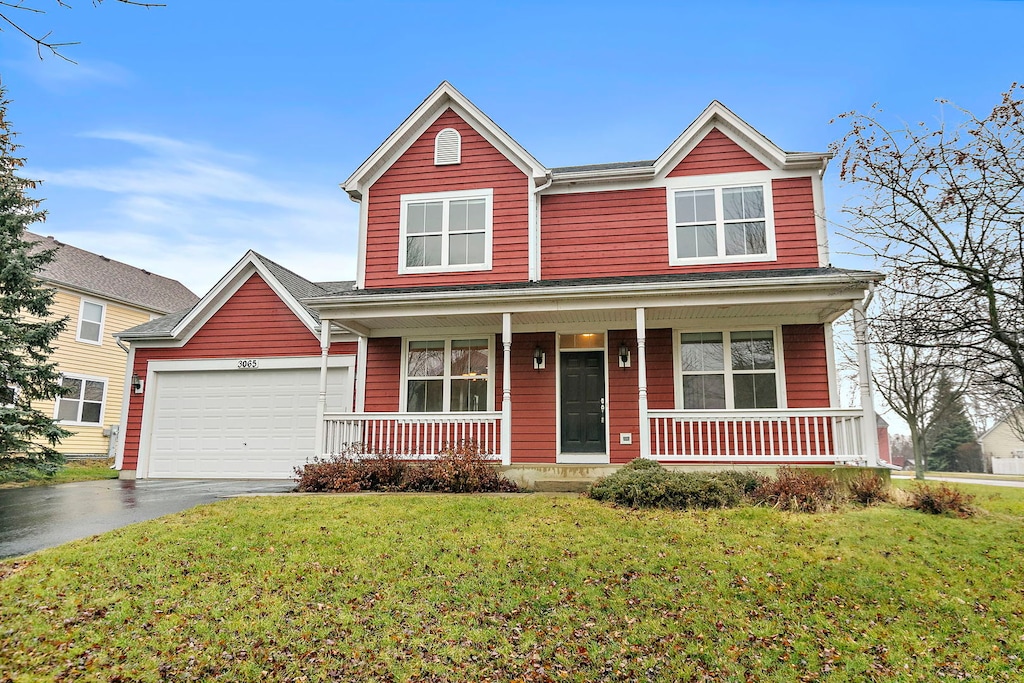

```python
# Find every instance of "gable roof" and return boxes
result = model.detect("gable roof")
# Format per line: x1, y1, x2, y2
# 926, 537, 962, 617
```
26, 232, 198, 314
115, 251, 354, 341
342, 81, 549, 199
549, 101, 831, 186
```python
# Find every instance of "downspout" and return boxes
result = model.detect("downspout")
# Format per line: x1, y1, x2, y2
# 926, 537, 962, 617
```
529, 172, 553, 282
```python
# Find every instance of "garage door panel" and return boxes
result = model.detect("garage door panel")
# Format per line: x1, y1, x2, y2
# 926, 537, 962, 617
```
146, 365, 350, 479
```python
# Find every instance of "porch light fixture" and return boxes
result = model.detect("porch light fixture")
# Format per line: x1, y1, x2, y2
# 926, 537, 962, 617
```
131, 374, 145, 394
618, 341, 631, 368
533, 345, 546, 370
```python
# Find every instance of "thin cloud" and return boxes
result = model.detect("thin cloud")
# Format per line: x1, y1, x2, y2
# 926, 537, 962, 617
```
30, 131, 358, 295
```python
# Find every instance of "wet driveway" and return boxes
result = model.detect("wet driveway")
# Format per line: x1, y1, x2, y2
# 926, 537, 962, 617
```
0, 478, 294, 559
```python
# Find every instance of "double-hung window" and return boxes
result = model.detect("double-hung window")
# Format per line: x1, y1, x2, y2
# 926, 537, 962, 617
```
400, 189, 493, 273
679, 330, 780, 409
405, 338, 491, 412
55, 375, 106, 425
77, 300, 105, 344
669, 183, 774, 264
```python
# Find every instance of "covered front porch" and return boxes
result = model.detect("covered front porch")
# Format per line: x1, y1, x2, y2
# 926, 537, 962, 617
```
305, 269, 883, 467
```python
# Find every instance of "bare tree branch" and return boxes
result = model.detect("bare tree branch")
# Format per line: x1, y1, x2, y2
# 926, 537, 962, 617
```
0, 0, 164, 63
832, 84, 1024, 445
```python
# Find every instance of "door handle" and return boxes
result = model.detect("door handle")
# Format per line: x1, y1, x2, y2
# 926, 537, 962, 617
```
600, 397, 605, 423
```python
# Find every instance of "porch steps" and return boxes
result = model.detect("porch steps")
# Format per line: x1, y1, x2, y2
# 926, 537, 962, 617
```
501, 465, 621, 492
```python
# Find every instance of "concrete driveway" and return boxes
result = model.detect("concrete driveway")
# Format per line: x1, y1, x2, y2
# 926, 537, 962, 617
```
0, 478, 294, 559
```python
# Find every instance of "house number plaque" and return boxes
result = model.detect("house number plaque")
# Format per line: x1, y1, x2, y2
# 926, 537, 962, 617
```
236, 359, 259, 369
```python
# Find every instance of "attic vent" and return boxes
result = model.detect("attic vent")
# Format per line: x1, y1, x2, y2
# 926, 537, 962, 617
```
434, 128, 461, 165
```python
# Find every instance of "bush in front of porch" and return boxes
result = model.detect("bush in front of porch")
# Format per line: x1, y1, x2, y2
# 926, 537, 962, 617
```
589, 461, 897, 512
295, 440, 519, 493
588, 459, 765, 510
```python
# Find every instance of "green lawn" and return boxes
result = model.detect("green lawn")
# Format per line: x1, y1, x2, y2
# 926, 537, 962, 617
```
2, 487, 1023, 682
0, 458, 118, 488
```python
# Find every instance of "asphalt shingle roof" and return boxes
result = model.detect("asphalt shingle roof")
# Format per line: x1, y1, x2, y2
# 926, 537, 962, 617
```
550, 159, 656, 174
27, 232, 199, 314
320, 267, 881, 299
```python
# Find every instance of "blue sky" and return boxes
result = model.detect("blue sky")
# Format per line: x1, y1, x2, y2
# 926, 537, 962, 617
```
1, 0, 1021, 298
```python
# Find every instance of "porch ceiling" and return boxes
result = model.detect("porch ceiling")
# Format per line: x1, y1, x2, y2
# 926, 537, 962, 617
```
312, 269, 880, 337
325, 299, 856, 336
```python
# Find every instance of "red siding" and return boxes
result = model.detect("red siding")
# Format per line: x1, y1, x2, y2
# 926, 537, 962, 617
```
364, 337, 402, 412
510, 332, 557, 464
772, 177, 821, 269
782, 324, 831, 408
364, 108, 530, 288
121, 273, 357, 471
541, 177, 820, 279
541, 188, 669, 280
645, 329, 676, 410
667, 128, 768, 177
607, 330, 639, 463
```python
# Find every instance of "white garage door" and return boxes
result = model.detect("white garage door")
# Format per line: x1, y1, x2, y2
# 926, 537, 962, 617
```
146, 364, 350, 479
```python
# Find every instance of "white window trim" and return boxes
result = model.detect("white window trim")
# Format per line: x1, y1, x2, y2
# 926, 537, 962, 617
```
76, 298, 106, 345
666, 179, 777, 266
672, 326, 787, 410
400, 336, 495, 413
398, 188, 493, 275
54, 373, 108, 426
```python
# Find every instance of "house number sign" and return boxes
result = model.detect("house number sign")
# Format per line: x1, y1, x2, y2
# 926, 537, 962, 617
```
236, 359, 259, 369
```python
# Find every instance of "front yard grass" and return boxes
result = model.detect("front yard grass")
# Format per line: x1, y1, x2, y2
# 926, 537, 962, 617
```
0, 458, 118, 488
2, 487, 1023, 681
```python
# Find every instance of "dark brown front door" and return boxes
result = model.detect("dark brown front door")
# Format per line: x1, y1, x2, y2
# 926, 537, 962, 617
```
560, 351, 606, 453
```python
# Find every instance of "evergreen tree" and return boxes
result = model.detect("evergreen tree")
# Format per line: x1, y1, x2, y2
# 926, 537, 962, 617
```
926, 373, 977, 472
0, 86, 70, 470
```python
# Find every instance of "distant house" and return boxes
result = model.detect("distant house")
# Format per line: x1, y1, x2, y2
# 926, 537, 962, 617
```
980, 411, 1024, 475
26, 233, 198, 459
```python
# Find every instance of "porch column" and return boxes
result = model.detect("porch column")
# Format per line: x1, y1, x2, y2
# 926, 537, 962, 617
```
636, 307, 651, 459
501, 313, 512, 465
314, 320, 331, 459
852, 300, 880, 467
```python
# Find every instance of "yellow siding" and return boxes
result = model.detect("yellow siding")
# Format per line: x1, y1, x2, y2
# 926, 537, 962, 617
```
981, 415, 1024, 460
30, 289, 153, 457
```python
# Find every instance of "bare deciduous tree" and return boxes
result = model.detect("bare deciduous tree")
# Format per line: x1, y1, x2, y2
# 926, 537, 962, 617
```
833, 84, 1024, 453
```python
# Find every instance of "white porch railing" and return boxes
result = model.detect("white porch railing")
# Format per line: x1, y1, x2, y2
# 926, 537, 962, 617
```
322, 412, 503, 460
648, 409, 866, 463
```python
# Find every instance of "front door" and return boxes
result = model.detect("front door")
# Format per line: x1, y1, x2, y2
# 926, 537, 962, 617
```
560, 351, 606, 453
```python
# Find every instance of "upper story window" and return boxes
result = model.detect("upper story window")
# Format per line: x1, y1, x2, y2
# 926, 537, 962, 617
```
404, 337, 492, 412
434, 128, 462, 165
668, 182, 775, 265
55, 374, 107, 425
76, 299, 106, 344
677, 329, 780, 409
399, 189, 493, 274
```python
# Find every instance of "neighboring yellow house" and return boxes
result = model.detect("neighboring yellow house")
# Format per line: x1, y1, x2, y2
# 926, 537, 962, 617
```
27, 233, 199, 458
980, 410, 1024, 475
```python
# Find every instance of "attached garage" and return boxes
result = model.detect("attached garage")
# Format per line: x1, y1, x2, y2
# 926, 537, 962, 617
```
140, 357, 352, 479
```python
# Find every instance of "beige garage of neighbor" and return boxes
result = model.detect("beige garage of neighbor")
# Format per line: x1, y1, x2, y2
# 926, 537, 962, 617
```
140, 358, 352, 479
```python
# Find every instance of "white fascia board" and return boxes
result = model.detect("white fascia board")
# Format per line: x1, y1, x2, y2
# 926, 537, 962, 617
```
307, 272, 883, 317
342, 81, 548, 198
117, 251, 321, 344
653, 101, 830, 176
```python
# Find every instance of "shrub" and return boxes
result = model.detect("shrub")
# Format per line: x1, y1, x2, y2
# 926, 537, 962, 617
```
753, 466, 846, 513
0, 453, 66, 484
294, 441, 517, 493
847, 472, 889, 506
589, 462, 751, 510
406, 441, 519, 493
907, 483, 976, 518
712, 469, 768, 496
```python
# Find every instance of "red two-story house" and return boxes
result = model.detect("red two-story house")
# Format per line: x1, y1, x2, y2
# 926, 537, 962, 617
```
116, 82, 882, 480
